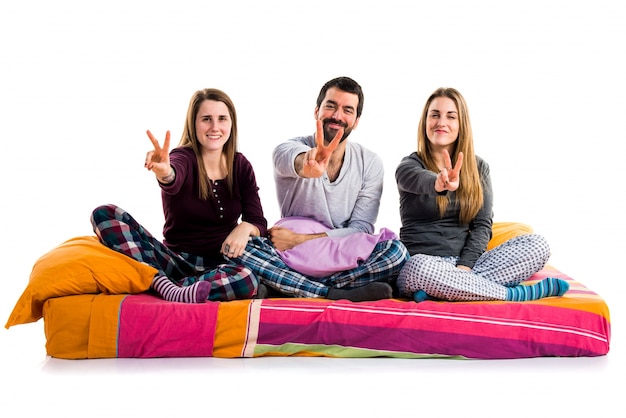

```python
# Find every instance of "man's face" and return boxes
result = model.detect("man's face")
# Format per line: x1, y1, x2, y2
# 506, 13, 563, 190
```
314, 87, 360, 144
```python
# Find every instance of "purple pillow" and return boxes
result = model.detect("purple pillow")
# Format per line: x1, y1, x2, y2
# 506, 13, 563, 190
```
274, 217, 397, 278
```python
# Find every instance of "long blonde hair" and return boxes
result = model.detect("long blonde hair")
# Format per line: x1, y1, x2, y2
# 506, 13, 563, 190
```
178, 88, 238, 200
417, 87, 483, 224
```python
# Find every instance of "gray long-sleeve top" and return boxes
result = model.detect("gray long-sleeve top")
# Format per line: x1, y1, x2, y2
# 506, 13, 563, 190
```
273, 135, 383, 238
395, 152, 493, 269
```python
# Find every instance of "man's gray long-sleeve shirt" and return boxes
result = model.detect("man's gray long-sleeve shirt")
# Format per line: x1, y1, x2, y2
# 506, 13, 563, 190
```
272, 135, 384, 238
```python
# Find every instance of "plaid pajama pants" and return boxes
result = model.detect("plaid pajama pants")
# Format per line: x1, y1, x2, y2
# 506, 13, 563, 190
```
90, 204, 258, 301
396, 233, 551, 301
231, 236, 410, 298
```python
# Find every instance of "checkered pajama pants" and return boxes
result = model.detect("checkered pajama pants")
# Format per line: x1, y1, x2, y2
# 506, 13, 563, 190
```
231, 236, 410, 298
90, 204, 258, 301
396, 234, 550, 301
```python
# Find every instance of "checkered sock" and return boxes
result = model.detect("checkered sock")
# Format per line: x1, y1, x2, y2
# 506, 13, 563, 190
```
506, 277, 569, 302
151, 275, 210, 303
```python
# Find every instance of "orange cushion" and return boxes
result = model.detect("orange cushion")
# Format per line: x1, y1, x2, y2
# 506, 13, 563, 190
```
487, 222, 534, 251
5, 236, 156, 328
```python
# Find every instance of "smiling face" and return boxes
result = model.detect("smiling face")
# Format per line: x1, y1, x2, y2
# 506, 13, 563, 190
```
314, 87, 360, 144
426, 96, 459, 151
195, 99, 232, 152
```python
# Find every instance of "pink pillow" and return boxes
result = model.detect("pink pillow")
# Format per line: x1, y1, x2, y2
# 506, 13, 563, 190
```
274, 217, 397, 278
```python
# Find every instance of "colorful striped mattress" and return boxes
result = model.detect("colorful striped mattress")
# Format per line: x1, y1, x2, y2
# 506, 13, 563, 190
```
42, 265, 610, 360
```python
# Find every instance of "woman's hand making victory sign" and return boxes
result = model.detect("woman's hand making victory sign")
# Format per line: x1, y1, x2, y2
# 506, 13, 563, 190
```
435, 149, 463, 193
301, 119, 344, 178
145, 130, 175, 183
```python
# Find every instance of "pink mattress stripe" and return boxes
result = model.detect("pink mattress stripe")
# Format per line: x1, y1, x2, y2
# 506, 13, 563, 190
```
253, 297, 610, 358
256, 322, 606, 358
258, 300, 608, 342
118, 294, 219, 357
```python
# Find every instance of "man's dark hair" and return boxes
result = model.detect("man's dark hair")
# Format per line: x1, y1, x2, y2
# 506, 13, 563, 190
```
316, 76, 364, 117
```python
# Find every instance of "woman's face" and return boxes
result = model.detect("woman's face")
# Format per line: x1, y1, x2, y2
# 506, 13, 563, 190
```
426, 96, 459, 150
195, 99, 232, 152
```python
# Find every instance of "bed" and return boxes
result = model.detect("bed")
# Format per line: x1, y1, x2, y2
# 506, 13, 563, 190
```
5, 223, 611, 360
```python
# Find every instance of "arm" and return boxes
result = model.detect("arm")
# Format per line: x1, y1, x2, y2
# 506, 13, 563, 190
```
275, 120, 344, 179
268, 226, 327, 251
396, 151, 463, 195
271, 139, 331, 248
273, 137, 311, 179
237, 154, 267, 237
396, 153, 440, 195
221, 155, 269, 257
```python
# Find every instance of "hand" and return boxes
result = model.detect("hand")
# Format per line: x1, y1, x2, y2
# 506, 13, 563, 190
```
221, 224, 252, 258
301, 120, 343, 178
456, 265, 472, 272
268, 226, 327, 251
144, 130, 171, 178
435, 149, 463, 192
267, 226, 301, 251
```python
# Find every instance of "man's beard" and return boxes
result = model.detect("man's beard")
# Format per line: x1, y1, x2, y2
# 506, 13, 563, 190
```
323, 118, 352, 144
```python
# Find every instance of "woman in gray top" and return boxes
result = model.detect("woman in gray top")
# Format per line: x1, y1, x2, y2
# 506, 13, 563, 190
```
395, 87, 569, 302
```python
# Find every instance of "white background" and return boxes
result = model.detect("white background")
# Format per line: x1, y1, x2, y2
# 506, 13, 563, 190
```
1, 1, 624, 417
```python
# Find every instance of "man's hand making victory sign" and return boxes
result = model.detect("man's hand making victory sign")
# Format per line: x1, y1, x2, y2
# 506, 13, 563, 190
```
300, 119, 344, 178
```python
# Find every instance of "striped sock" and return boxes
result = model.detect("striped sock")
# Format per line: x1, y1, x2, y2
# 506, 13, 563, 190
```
151, 275, 210, 303
506, 277, 569, 302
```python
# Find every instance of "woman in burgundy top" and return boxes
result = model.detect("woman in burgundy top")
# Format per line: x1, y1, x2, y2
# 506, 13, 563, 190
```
91, 88, 267, 303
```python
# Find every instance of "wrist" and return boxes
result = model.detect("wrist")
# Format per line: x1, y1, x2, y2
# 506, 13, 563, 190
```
158, 167, 175, 184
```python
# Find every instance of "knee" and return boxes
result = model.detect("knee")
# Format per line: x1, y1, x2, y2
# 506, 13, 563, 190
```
90, 204, 119, 225
385, 239, 411, 263
242, 267, 258, 284
242, 267, 260, 295
401, 254, 430, 276
396, 254, 430, 295
530, 234, 551, 261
